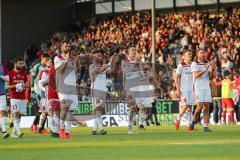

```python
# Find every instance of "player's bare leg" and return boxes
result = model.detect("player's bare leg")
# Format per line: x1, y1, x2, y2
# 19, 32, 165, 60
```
175, 106, 187, 130
0, 110, 9, 139
222, 107, 227, 125
189, 103, 203, 130
32, 112, 41, 134
38, 112, 48, 134
176, 106, 192, 130
72, 116, 86, 127
229, 108, 235, 124
202, 103, 212, 132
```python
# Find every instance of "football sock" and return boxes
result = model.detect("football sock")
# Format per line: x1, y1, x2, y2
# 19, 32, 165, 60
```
53, 116, 60, 133
128, 110, 133, 126
222, 110, 226, 123
48, 116, 53, 131
13, 119, 20, 134
41, 115, 47, 129
60, 119, 65, 129
186, 110, 192, 125
139, 110, 144, 126
1, 117, 7, 132
65, 121, 72, 133
93, 118, 98, 131
33, 112, 41, 125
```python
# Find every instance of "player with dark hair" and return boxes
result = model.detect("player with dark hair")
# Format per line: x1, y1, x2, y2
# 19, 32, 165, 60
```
7, 58, 28, 138
89, 49, 109, 135
31, 53, 50, 134
175, 50, 195, 130
189, 49, 212, 132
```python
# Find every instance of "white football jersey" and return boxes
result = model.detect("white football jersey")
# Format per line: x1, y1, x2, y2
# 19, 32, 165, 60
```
191, 61, 211, 91
176, 61, 193, 92
121, 59, 154, 106
89, 64, 107, 100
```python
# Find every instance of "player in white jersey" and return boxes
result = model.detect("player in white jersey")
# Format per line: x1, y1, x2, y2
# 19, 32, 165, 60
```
189, 49, 212, 132
38, 57, 52, 134
89, 50, 109, 135
31, 53, 49, 134
121, 45, 149, 134
175, 50, 194, 130
54, 41, 79, 139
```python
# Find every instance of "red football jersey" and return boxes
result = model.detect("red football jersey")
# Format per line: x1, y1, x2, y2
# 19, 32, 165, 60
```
9, 70, 27, 99
48, 66, 58, 99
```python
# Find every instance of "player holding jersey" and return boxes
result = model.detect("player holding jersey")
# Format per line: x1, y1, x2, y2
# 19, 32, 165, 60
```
7, 58, 28, 138
189, 49, 212, 132
175, 50, 194, 130
0, 63, 10, 139
89, 50, 109, 135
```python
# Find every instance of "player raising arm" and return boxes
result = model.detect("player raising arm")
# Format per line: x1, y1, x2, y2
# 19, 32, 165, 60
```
189, 49, 213, 132
89, 49, 109, 135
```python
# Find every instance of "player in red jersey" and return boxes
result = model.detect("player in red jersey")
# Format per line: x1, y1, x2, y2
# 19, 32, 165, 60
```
6, 58, 28, 138
47, 55, 60, 137
38, 57, 52, 134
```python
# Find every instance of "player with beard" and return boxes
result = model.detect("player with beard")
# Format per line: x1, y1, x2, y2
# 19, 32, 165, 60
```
7, 58, 28, 138
89, 49, 109, 135
54, 41, 79, 139
189, 49, 212, 132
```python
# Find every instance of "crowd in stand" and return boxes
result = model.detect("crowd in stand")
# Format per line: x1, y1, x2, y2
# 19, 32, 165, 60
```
3, 9, 240, 123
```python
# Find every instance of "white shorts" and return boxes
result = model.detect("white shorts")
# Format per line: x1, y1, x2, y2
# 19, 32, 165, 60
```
180, 91, 195, 107
39, 98, 49, 112
0, 95, 7, 111
92, 98, 105, 108
10, 99, 27, 115
194, 89, 212, 103
58, 94, 78, 110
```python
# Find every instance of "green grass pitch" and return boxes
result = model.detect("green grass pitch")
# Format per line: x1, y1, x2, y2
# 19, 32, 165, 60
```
0, 125, 240, 160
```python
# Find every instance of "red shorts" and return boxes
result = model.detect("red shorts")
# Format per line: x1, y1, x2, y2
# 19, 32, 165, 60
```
222, 98, 234, 108
49, 100, 60, 112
